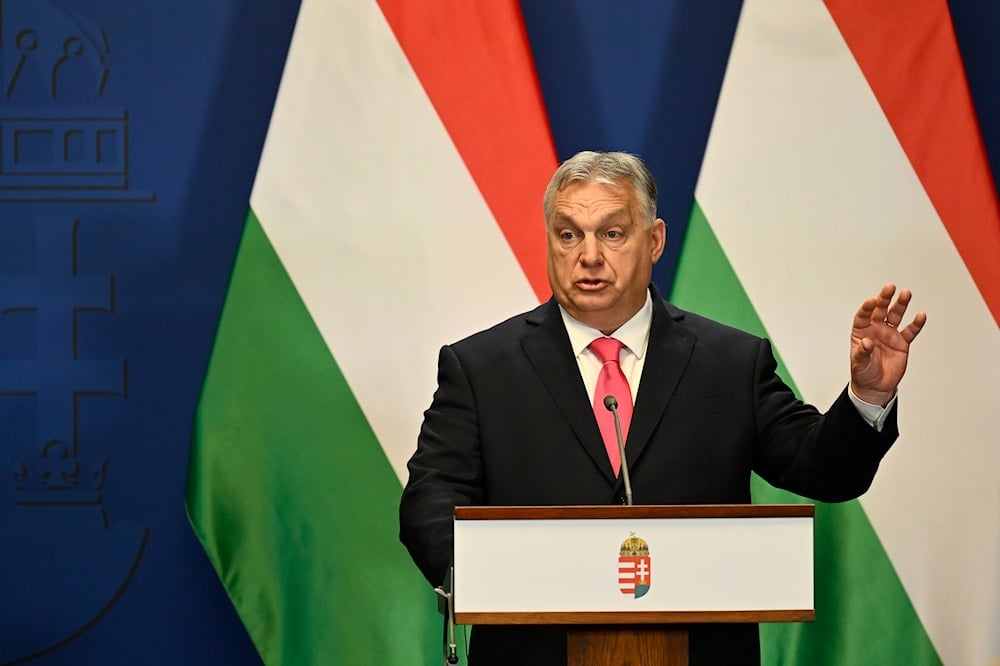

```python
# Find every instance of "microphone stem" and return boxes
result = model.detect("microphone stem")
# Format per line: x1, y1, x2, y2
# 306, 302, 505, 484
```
611, 404, 633, 506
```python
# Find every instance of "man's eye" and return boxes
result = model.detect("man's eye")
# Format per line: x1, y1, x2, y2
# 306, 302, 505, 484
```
606, 230, 622, 240
560, 231, 576, 241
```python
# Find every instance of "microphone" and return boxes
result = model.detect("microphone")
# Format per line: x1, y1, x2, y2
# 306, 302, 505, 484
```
603, 395, 633, 506
433, 566, 459, 664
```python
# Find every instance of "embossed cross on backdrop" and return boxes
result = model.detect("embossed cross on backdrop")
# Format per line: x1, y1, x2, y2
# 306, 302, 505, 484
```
3, 218, 127, 524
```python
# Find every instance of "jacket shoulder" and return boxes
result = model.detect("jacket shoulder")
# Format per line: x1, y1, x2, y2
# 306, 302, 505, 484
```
447, 300, 553, 356
660, 298, 765, 347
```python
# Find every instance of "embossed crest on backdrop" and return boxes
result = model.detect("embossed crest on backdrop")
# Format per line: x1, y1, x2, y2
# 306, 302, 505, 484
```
1, 1, 153, 662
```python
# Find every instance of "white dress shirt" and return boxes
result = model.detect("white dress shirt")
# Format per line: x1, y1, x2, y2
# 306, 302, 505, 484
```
558, 291, 653, 405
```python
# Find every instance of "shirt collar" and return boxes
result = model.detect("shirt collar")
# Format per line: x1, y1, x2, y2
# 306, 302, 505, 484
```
558, 289, 653, 359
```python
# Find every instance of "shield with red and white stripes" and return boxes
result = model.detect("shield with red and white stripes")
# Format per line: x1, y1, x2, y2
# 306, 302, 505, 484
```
618, 554, 651, 599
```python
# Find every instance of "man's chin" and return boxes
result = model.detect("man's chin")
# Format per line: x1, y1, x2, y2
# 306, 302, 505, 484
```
563, 295, 618, 322
568, 292, 614, 309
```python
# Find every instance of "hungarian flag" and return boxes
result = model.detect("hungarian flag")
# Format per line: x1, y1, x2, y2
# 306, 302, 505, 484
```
675, 2, 999, 665
186, 1, 553, 663
186, 1, 999, 665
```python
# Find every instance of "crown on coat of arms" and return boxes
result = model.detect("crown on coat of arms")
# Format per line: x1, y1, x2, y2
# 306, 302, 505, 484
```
620, 532, 649, 557
12, 438, 108, 505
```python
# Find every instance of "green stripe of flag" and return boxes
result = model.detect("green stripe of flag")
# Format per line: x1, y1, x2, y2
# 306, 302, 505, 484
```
186, 210, 439, 664
673, 201, 940, 665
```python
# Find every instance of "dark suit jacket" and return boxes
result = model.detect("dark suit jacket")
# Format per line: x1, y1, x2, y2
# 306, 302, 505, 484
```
399, 286, 896, 665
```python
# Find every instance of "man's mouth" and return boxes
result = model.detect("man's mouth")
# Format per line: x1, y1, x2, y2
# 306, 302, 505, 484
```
575, 278, 608, 291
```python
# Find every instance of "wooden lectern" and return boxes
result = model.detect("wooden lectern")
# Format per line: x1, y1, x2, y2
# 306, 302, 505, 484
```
452, 505, 814, 665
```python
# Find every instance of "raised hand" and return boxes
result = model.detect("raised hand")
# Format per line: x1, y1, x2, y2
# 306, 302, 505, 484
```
850, 283, 927, 406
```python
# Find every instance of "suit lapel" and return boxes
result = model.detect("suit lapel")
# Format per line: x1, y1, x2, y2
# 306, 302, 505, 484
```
623, 295, 696, 472
521, 300, 616, 481
519, 292, 697, 488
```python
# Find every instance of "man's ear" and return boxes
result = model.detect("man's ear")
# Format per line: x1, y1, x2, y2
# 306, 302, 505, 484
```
650, 218, 666, 263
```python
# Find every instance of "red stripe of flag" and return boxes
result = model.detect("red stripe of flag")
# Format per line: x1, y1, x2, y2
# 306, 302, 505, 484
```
376, 0, 558, 302
825, 0, 1000, 325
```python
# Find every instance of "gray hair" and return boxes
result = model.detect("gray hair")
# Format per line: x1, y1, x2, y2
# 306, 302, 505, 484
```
542, 151, 658, 227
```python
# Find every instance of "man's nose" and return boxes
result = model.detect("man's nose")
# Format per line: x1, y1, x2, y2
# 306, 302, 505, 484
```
579, 234, 603, 264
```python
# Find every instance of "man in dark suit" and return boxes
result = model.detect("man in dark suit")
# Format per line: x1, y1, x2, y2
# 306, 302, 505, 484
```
399, 151, 926, 665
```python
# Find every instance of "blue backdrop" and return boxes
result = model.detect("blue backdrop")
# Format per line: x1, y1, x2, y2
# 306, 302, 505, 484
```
1, 1, 996, 663
1, 1, 298, 663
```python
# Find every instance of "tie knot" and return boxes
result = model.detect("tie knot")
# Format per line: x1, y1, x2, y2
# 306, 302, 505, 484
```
589, 337, 624, 364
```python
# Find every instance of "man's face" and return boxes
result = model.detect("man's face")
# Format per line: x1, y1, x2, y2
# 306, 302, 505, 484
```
546, 180, 665, 334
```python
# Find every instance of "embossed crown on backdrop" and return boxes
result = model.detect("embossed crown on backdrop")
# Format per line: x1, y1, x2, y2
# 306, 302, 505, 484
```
0, 0, 150, 202
13, 439, 108, 505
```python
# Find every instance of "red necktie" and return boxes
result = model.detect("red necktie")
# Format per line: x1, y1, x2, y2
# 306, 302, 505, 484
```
589, 337, 634, 476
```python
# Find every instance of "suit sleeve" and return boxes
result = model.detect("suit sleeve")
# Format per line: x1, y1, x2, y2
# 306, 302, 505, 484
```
398, 344, 484, 586
751, 338, 898, 502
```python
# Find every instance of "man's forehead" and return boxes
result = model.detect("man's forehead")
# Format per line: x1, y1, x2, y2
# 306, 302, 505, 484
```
552, 181, 634, 214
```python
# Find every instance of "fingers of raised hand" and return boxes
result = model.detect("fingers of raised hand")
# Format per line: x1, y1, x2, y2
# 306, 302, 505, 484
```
874, 285, 926, 344
883, 287, 911, 329
853, 284, 925, 345
869, 283, 897, 323
898, 310, 928, 344
853, 284, 895, 331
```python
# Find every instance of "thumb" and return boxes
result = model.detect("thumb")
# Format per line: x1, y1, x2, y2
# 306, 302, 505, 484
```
852, 337, 874, 364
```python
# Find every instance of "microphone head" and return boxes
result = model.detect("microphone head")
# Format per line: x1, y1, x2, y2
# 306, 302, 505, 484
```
603, 395, 618, 411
